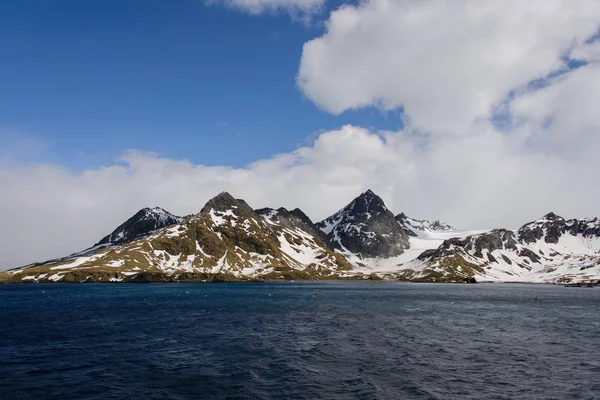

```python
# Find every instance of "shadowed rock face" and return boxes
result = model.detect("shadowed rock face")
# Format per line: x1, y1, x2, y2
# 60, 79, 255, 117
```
518, 212, 600, 244
316, 190, 410, 258
470, 230, 518, 257
416, 229, 517, 261
518, 212, 565, 244
395, 213, 418, 237
200, 192, 257, 218
96, 207, 182, 246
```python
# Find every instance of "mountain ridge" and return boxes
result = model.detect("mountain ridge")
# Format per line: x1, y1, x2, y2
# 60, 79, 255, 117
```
8, 192, 352, 283
5, 191, 599, 284
395, 212, 455, 237
396, 213, 600, 283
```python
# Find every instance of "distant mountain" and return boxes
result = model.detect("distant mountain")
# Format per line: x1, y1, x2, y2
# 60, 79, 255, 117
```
14, 207, 184, 271
316, 190, 410, 258
5, 191, 600, 284
395, 212, 455, 237
9, 192, 350, 283
96, 207, 183, 246
397, 213, 600, 283
518, 212, 600, 244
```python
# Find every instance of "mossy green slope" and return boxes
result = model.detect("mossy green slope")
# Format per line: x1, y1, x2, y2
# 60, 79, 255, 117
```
8, 193, 352, 283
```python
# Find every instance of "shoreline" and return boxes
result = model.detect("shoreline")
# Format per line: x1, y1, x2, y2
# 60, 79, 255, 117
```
0, 279, 586, 286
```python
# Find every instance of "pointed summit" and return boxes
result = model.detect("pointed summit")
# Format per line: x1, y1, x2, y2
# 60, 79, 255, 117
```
200, 192, 255, 217
361, 189, 376, 197
358, 189, 382, 201
542, 212, 563, 221
96, 207, 183, 246
519, 212, 569, 245
201, 191, 236, 210
344, 189, 389, 219
316, 190, 409, 258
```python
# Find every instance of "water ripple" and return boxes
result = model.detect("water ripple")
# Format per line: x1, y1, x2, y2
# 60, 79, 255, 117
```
1, 282, 599, 399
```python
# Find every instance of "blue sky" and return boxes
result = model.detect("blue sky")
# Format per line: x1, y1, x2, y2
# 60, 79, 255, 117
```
2, 0, 600, 269
0, 0, 399, 170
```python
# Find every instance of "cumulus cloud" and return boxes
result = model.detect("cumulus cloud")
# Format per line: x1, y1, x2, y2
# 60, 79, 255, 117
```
298, 0, 600, 134
3, 0, 600, 269
510, 63, 600, 145
206, 0, 326, 16
2, 123, 599, 270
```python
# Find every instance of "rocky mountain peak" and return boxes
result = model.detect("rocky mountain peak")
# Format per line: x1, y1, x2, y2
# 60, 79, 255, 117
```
201, 191, 235, 209
200, 192, 255, 217
280, 207, 316, 229
573, 217, 600, 238
256, 207, 326, 242
350, 189, 389, 217
96, 207, 182, 246
542, 212, 563, 221
316, 190, 409, 258
429, 221, 454, 231
360, 189, 377, 200
395, 212, 455, 237
144, 207, 179, 223
289, 207, 311, 220
519, 212, 600, 245
519, 213, 570, 245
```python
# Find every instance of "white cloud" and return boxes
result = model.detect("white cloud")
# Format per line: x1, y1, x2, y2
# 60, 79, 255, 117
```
298, 0, 600, 134
2, 123, 599, 270
3, 0, 600, 270
511, 63, 600, 145
206, 0, 326, 16
571, 40, 600, 63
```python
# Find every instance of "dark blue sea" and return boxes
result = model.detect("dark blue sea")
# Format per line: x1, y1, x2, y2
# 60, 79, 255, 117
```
1, 282, 599, 400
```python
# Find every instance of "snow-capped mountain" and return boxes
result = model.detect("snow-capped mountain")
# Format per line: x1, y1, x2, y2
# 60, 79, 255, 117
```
316, 190, 410, 259
14, 207, 185, 271
397, 213, 600, 283
96, 207, 183, 246
395, 212, 455, 237
5, 190, 599, 284
9, 192, 350, 283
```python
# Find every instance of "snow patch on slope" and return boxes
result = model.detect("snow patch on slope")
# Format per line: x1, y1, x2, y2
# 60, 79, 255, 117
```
346, 229, 488, 274
209, 208, 238, 227
278, 230, 321, 266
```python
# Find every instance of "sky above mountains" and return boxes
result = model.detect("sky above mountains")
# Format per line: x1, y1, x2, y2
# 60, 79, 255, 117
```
1, 0, 600, 269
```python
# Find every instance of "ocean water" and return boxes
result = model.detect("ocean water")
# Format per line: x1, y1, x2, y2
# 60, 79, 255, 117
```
1, 282, 599, 400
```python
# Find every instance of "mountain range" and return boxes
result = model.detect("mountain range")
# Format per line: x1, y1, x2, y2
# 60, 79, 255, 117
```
5, 190, 600, 284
